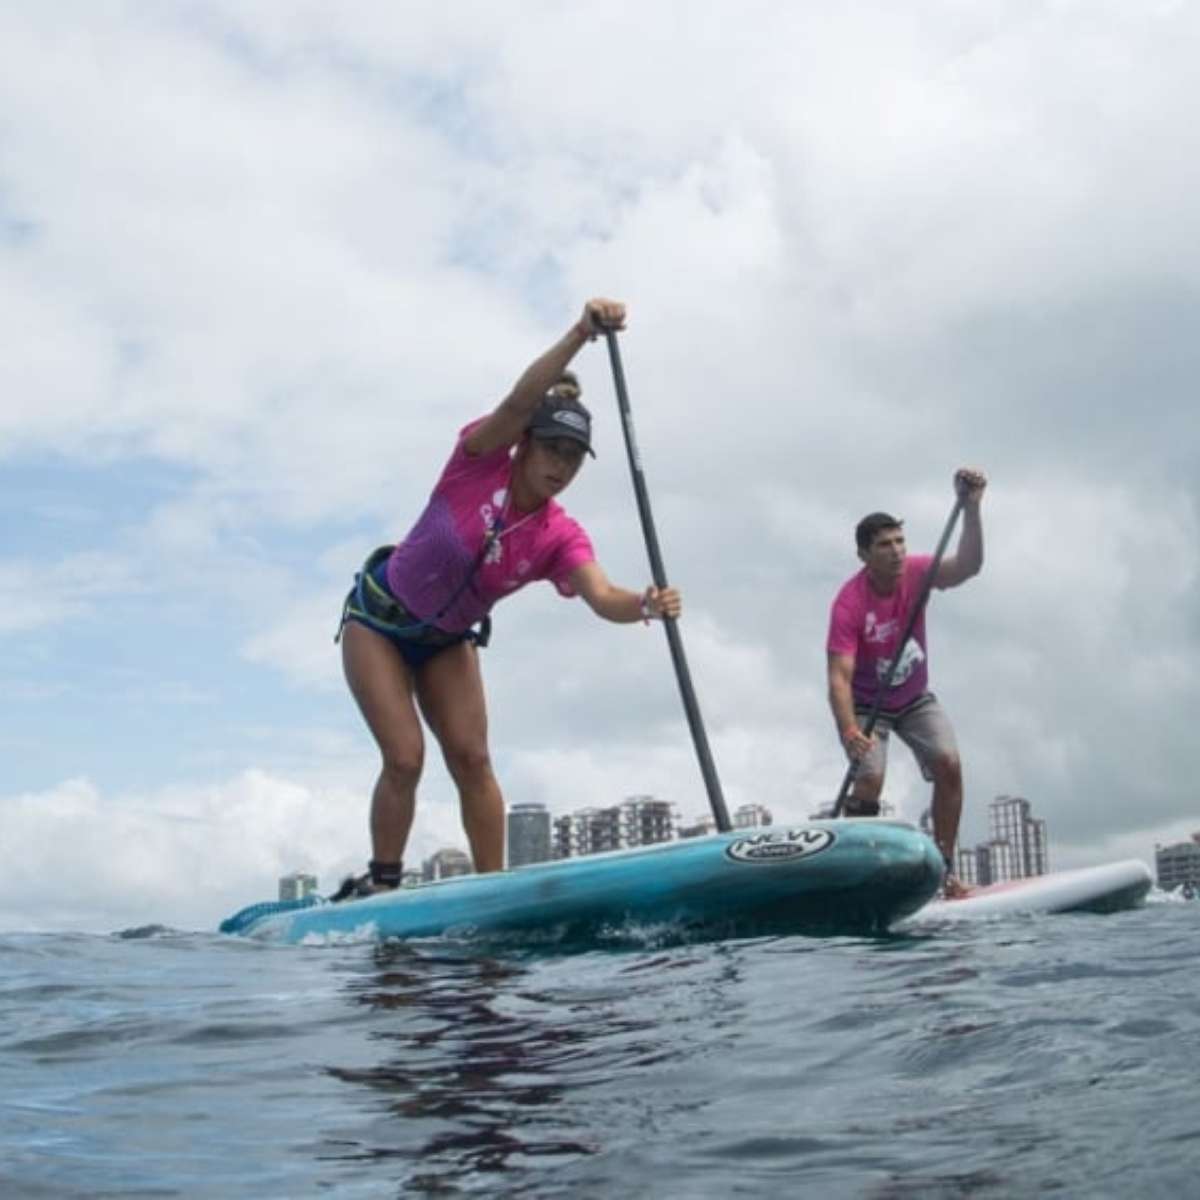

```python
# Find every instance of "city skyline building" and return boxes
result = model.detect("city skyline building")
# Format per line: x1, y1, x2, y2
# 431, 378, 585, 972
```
955, 846, 978, 886
1155, 833, 1200, 892
423, 847, 473, 882
955, 795, 1049, 886
990, 795, 1048, 878
425, 792, 1058, 883
553, 807, 611, 858
977, 838, 1015, 887
278, 872, 318, 902
553, 795, 675, 858
620, 795, 675, 846
733, 803, 773, 829
508, 801, 552, 868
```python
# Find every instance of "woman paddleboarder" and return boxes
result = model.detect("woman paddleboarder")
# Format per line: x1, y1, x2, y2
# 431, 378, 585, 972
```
335, 299, 680, 895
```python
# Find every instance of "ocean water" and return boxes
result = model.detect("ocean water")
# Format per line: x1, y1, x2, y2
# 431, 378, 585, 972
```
2, 898, 1197, 1198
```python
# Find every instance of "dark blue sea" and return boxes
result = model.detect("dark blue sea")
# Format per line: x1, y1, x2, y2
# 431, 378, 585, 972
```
2, 898, 1197, 1198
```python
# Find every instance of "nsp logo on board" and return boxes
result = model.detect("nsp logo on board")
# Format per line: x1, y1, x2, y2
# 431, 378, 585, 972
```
725, 826, 836, 864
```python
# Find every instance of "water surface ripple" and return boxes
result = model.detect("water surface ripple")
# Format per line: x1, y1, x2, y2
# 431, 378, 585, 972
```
1, 902, 1197, 1196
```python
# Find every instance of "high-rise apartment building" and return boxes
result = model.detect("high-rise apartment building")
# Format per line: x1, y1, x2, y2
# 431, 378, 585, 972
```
954, 795, 1048, 885
975, 838, 1016, 886
989, 795, 1048, 878
423, 848, 473, 882
553, 796, 675, 858
955, 846, 978, 886
1156, 833, 1200, 891
619, 795, 674, 845
733, 803, 773, 829
278, 872, 318, 902
508, 802, 552, 867
553, 807, 615, 858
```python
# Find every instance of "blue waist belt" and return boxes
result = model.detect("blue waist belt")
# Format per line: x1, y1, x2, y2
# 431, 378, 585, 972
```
336, 546, 491, 648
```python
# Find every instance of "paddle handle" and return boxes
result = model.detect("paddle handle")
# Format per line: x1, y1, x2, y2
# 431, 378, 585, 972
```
603, 329, 732, 833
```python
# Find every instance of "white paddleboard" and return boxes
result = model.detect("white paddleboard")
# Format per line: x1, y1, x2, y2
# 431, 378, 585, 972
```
904, 859, 1152, 924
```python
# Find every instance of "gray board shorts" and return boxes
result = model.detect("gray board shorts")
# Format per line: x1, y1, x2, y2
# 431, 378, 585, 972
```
854, 692, 958, 781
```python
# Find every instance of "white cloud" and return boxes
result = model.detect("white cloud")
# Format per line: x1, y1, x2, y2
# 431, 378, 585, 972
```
0, 770, 395, 934
0, 772, 324, 932
0, 553, 137, 634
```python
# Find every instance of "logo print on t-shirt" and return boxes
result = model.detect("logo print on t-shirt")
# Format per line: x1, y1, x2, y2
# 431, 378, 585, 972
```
864, 612, 898, 646
481, 490, 508, 565
876, 638, 925, 689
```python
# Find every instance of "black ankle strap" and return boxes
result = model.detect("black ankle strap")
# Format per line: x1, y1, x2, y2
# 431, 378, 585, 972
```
369, 860, 402, 888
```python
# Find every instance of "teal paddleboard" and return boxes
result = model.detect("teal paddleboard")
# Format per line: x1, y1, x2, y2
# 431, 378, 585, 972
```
219, 819, 943, 946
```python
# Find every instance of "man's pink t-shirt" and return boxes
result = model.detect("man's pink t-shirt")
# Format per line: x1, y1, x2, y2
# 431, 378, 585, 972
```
827, 554, 935, 712
385, 419, 596, 634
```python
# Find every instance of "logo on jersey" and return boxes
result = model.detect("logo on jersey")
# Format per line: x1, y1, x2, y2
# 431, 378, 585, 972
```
876, 637, 925, 689
864, 612, 898, 646
481, 489, 509, 564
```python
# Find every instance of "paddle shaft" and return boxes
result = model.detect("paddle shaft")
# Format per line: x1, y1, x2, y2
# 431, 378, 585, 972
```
603, 329, 732, 833
832, 493, 967, 818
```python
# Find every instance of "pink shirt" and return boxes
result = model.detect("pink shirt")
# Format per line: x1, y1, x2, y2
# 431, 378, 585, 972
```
827, 554, 936, 712
386, 419, 596, 633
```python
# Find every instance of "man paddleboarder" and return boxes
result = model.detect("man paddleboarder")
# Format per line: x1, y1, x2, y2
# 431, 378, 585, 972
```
826, 469, 987, 897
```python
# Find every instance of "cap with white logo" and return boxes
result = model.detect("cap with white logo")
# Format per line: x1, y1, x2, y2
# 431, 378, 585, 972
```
528, 394, 595, 457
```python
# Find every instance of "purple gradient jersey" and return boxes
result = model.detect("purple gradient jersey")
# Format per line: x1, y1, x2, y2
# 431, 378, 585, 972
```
827, 554, 935, 712
385, 418, 596, 634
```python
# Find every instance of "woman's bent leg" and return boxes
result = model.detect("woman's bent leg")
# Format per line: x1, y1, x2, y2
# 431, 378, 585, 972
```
417, 642, 505, 873
341, 622, 424, 866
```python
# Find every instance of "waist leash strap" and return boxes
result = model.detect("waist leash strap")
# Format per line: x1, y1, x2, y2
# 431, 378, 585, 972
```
335, 546, 491, 648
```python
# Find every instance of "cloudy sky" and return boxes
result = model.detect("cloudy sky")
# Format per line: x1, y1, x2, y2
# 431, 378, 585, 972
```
3, 1, 1198, 933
